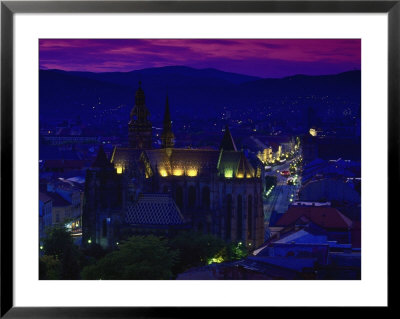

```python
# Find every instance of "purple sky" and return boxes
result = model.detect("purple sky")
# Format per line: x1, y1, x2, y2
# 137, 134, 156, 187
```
39, 39, 361, 78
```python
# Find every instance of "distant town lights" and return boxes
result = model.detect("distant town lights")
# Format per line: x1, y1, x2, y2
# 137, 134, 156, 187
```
309, 128, 317, 136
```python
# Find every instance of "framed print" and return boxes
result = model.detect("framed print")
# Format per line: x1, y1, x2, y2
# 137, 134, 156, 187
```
1, 0, 395, 316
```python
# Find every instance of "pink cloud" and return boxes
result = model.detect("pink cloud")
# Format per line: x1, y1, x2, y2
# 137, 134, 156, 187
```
39, 39, 361, 77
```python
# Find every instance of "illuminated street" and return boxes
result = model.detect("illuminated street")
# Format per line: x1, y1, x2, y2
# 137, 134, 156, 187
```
263, 158, 302, 224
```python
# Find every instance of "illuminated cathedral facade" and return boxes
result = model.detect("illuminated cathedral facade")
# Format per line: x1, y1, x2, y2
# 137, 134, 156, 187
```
83, 83, 265, 249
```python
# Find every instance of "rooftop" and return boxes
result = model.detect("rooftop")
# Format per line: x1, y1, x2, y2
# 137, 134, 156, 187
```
45, 191, 71, 207
126, 193, 185, 226
39, 192, 52, 203
275, 206, 353, 230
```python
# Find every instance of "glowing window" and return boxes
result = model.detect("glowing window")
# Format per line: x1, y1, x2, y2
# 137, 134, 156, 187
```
224, 169, 233, 178
159, 169, 168, 177
173, 169, 184, 176
187, 169, 198, 177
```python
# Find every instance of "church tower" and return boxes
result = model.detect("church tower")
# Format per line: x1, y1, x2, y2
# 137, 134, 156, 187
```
160, 94, 175, 148
220, 125, 237, 151
128, 82, 152, 149
82, 146, 123, 248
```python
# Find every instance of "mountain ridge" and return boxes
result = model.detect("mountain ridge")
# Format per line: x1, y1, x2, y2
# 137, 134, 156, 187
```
39, 66, 361, 129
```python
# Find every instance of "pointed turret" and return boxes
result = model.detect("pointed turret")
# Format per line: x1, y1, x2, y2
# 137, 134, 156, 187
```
135, 80, 145, 105
160, 94, 175, 148
91, 145, 111, 168
220, 125, 237, 151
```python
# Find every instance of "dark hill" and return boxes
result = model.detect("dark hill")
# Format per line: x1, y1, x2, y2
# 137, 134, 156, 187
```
39, 67, 361, 129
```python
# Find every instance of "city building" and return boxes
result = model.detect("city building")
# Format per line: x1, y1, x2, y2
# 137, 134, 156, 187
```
302, 135, 361, 164
299, 158, 361, 220
48, 192, 76, 225
255, 208, 361, 280
39, 192, 53, 238
299, 179, 361, 204
256, 135, 298, 164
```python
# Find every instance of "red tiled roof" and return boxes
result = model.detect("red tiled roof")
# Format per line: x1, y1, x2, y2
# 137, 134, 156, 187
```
275, 206, 352, 230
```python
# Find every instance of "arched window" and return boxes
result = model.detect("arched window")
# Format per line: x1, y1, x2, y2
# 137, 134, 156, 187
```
202, 186, 210, 209
188, 186, 196, 209
247, 195, 253, 240
175, 186, 183, 211
237, 195, 243, 241
226, 194, 232, 240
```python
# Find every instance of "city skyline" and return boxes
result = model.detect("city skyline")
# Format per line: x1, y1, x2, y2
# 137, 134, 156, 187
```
39, 39, 361, 78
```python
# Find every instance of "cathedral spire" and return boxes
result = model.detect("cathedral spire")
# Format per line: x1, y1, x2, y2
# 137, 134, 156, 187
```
220, 125, 237, 151
160, 94, 175, 148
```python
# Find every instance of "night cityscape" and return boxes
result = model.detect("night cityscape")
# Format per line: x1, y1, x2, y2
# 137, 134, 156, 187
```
39, 39, 361, 280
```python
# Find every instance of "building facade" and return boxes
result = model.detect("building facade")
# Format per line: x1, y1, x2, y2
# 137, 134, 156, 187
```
83, 83, 265, 248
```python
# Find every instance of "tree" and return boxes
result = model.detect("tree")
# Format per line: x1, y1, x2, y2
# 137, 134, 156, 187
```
81, 242, 108, 261
169, 231, 227, 274
226, 241, 249, 261
81, 235, 179, 280
39, 255, 61, 280
42, 225, 82, 279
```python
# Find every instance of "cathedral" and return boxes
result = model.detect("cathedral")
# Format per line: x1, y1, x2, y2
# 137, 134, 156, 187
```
82, 83, 265, 249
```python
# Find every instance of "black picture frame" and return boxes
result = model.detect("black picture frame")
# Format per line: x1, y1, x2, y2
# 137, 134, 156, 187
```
1, 0, 395, 317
